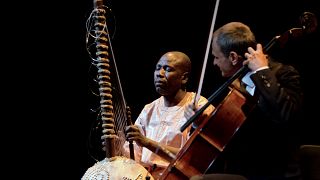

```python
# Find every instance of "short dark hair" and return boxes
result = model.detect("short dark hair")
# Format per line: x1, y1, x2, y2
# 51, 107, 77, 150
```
213, 22, 257, 58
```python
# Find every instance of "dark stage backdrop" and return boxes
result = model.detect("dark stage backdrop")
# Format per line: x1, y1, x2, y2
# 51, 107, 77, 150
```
80, 0, 320, 179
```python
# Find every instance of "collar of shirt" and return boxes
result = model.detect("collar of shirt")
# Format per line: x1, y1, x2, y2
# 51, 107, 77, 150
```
241, 71, 255, 96
241, 66, 269, 96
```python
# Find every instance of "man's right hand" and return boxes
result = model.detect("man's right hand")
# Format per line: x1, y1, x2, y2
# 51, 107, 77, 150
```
125, 125, 147, 147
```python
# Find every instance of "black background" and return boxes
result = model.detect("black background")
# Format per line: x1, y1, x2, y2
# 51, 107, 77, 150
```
3, 0, 319, 179
81, 0, 320, 178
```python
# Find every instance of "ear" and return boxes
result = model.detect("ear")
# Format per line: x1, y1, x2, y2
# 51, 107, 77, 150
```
229, 51, 240, 66
181, 72, 189, 85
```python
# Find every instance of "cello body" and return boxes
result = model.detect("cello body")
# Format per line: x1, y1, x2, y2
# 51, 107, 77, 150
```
160, 88, 249, 179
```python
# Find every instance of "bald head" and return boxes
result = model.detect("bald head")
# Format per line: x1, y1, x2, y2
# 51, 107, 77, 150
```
163, 51, 191, 73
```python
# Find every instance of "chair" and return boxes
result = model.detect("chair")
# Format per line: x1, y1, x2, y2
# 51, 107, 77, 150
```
299, 144, 320, 180
190, 174, 247, 180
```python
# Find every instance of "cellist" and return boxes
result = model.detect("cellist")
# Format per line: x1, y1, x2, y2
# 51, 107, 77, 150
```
190, 22, 303, 180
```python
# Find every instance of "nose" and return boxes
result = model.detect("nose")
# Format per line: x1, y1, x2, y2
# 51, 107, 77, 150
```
156, 68, 165, 77
213, 58, 217, 66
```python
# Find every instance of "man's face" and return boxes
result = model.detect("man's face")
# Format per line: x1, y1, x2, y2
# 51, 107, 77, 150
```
212, 39, 235, 78
154, 54, 184, 96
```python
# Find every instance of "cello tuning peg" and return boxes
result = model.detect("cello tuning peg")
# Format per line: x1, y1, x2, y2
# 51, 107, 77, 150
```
299, 12, 318, 34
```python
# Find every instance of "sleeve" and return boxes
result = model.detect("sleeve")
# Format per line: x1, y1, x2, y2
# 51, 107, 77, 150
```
251, 64, 303, 123
188, 95, 215, 135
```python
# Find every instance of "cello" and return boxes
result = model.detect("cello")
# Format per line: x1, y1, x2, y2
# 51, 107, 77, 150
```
160, 12, 317, 180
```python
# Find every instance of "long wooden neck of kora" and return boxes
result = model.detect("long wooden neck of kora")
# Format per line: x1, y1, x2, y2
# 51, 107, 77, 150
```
91, 0, 135, 159
91, 0, 116, 158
